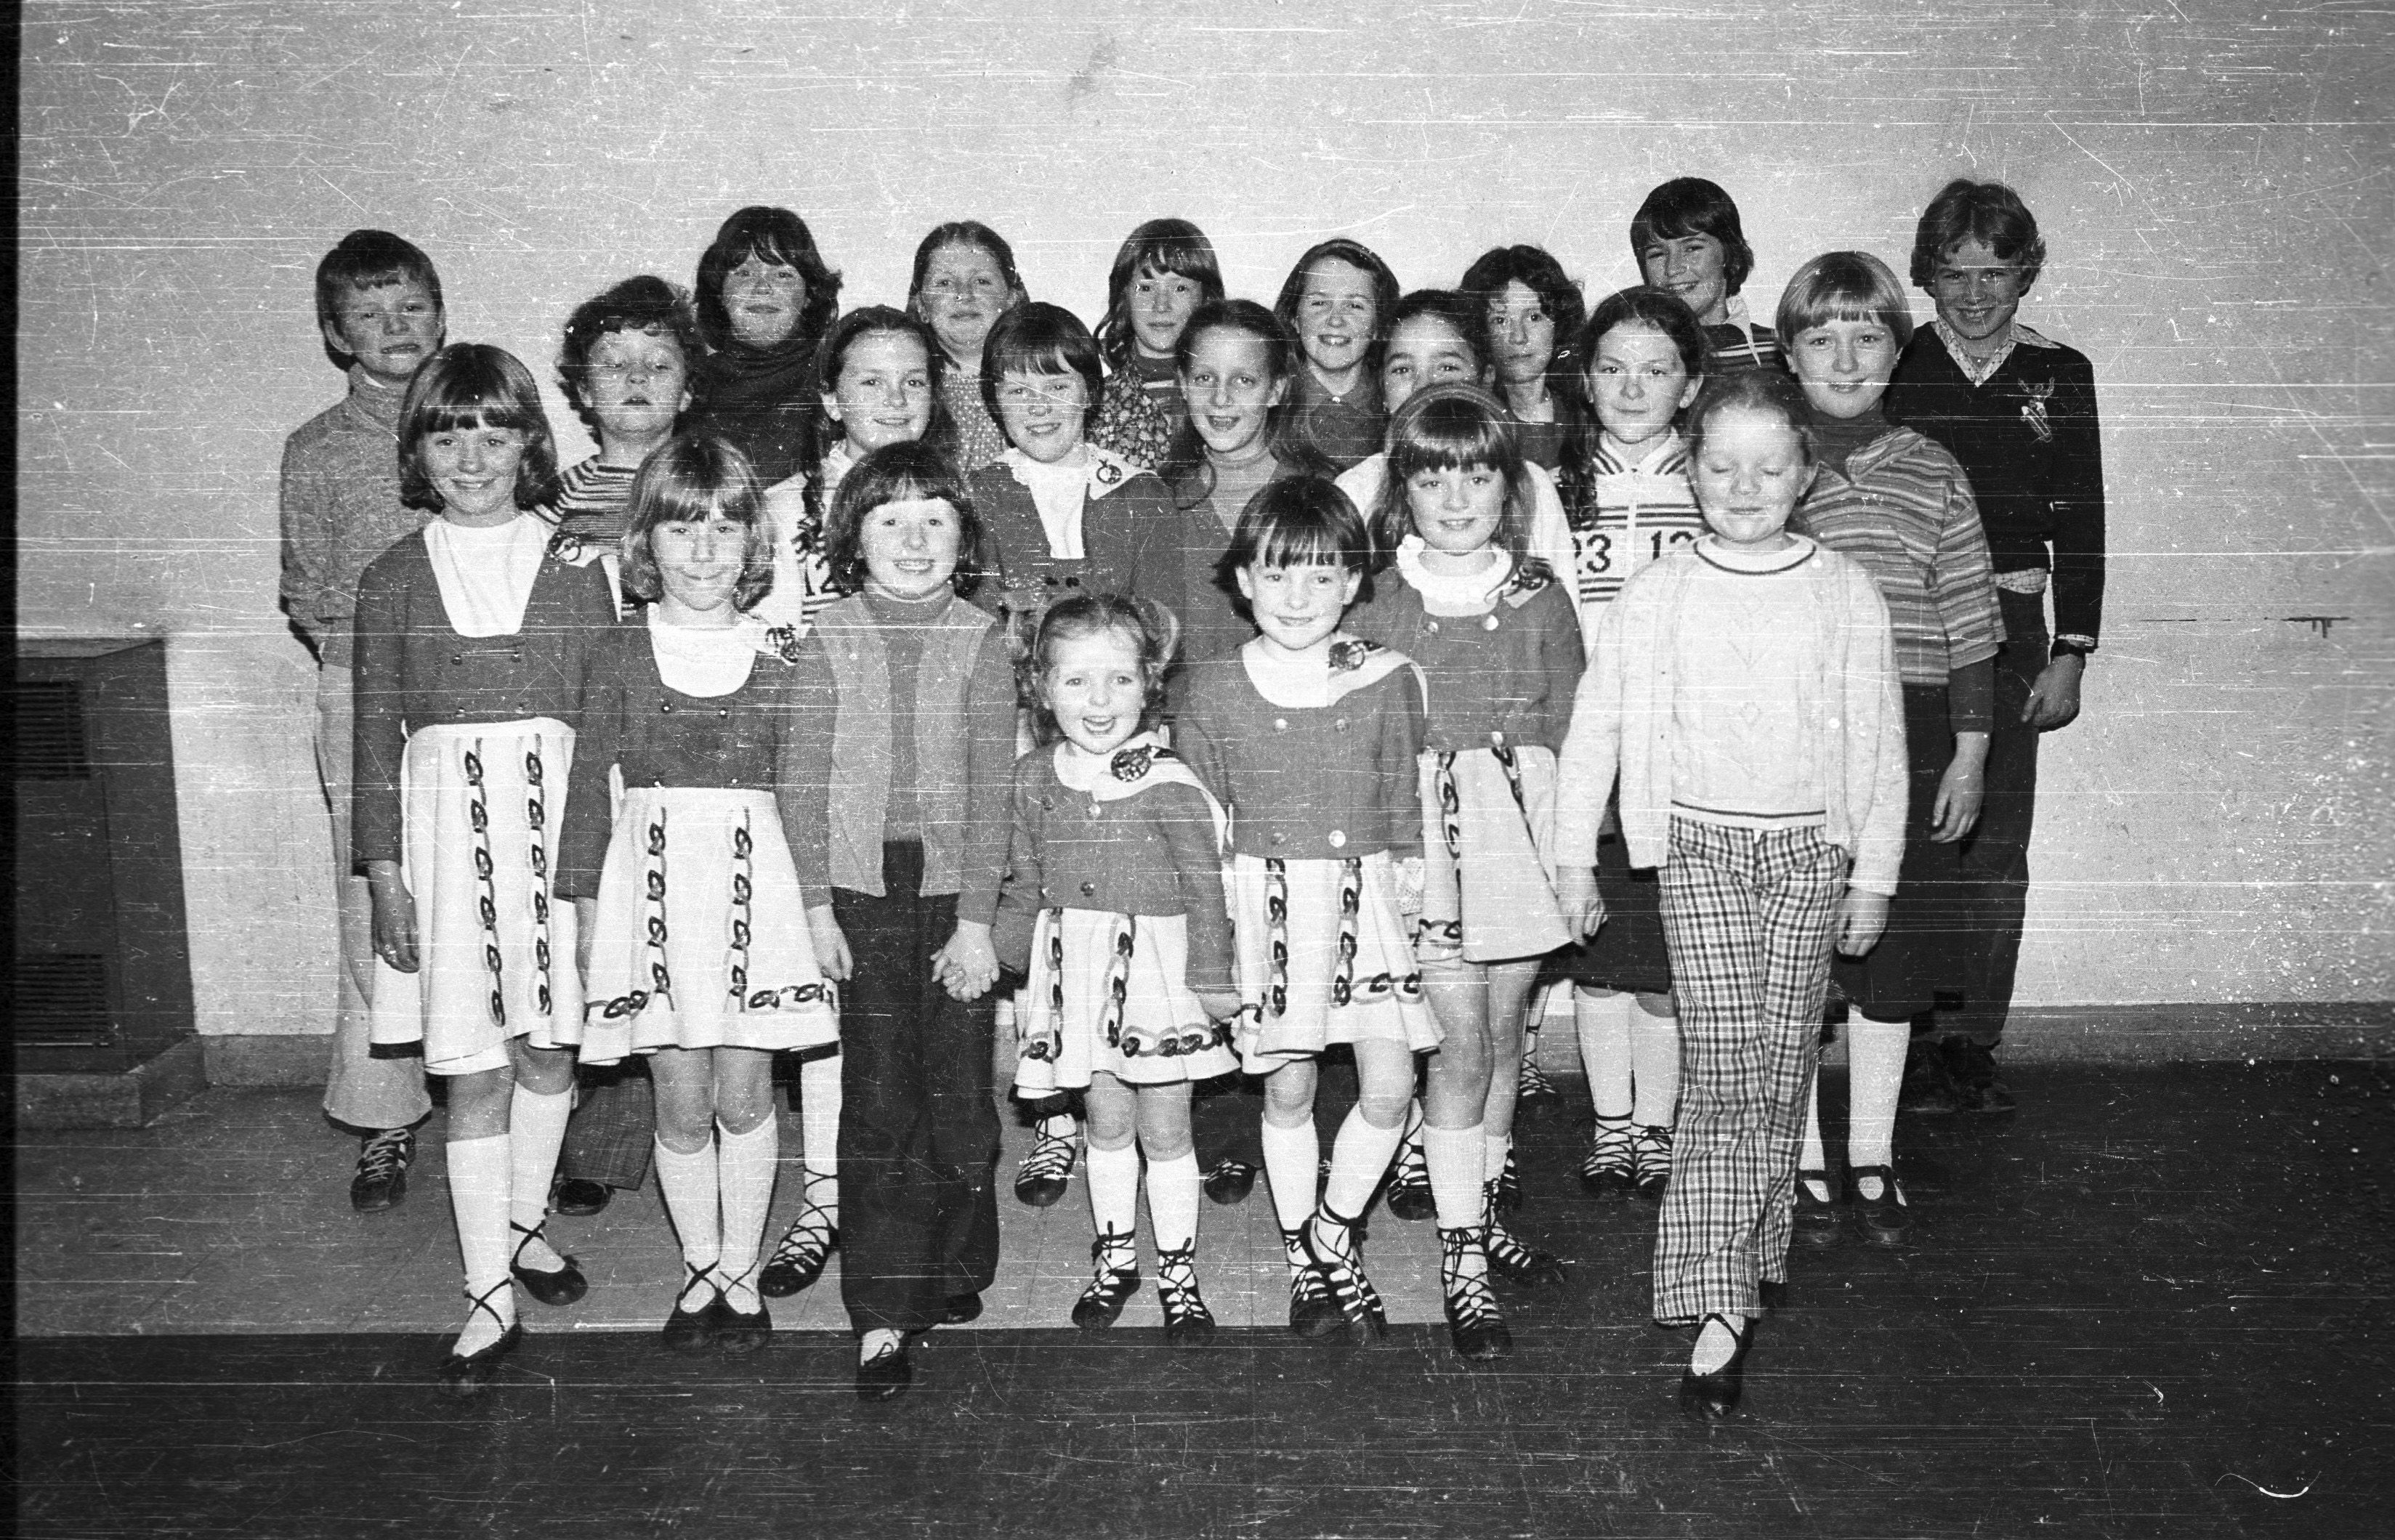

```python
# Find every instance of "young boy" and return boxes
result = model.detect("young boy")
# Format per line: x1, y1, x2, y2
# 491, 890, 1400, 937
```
279, 229, 446, 1210
1884, 180, 2107, 1115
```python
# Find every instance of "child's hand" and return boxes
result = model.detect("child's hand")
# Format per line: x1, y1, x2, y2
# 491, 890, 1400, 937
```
1196, 988, 1243, 1024
573, 897, 598, 988
2023, 655, 2083, 732
1556, 867, 1605, 940
1835, 888, 1891, 957
933, 921, 1000, 1002
1393, 855, 1426, 923
366, 862, 419, 973
1930, 735, 1989, 843
807, 905, 853, 983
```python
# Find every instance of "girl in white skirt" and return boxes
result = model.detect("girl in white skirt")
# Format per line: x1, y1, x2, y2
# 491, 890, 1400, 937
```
995, 593, 1240, 1343
352, 344, 618, 1395
554, 435, 839, 1355
1172, 478, 1437, 1342
1349, 384, 1585, 1361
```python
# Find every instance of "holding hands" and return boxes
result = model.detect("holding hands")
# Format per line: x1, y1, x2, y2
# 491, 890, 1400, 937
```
932, 920, 1001, 1002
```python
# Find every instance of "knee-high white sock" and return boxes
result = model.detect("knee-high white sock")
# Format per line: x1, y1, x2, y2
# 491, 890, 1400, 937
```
445, 1132, 516, 1352
799, 1053, 841, 1225
653, 1135, 722, 1276
1421, 1123, 1486, 1231
1798, 1071, 1831, 1202
1085, 1139, 1142, 1247
1575, 989, 1633, 1119
1146, 1150, 1200, 1255
1630, 1005, 1681, 1127
1322, 1107, 1405, 1220
1848, 1016, 1910, 1171
507, 1084, 573, 1270
1259, 1116, 1320, 1233
716, 1118, 780, 1313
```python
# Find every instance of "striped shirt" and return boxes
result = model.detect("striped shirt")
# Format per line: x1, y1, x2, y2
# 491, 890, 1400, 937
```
1565, 433, 1706, 613
554, 457, 638, 544
1791, 426, 2004, 688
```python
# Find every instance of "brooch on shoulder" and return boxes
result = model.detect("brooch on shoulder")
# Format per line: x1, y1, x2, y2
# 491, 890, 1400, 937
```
1328, 638, 1379, 674
763, 625, 804, 664
1110, 745, 1155, 782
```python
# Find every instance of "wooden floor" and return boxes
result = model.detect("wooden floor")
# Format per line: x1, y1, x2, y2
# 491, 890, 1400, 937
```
15, 1061, 2391, 1539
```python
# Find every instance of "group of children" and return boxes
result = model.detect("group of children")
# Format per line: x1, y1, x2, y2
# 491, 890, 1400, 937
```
281, 172, 2104, 1422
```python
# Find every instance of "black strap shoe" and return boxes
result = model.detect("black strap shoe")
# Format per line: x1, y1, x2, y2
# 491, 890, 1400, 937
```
1679, 1313, 1753, 1423
509, 1220, 589, 1308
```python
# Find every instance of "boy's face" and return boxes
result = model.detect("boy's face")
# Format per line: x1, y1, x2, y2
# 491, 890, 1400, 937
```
1788, 316, 1900, 421
1929, 238, 2031, 344
583, 326, 689, 447
1637, 232, 1730, 327
323, 276, 444, 387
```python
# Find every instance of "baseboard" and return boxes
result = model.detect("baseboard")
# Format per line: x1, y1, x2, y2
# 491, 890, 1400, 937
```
15, 1035, 209, 1129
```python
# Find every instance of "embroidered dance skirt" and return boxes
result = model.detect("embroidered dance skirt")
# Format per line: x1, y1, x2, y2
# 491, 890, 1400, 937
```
1228, 851, 1438, 1073
1012, 907, 1239, 1094
1415, 743, 1572, 965
368, 718, 580, 1077
569, 787, 839, 1063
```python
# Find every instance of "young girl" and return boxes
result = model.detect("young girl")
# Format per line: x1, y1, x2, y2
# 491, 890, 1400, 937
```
543, 274, 698, 1218
1551, 286, 1709, 1205
994, 596, 1241, 1343
1158, 299, 1329, 665
908, 221, 1171, 474
1173, 479, 1437, 1345
1095, 219, 1226, 439
751, 307, 952, 1300
1554, 370, 1906, 1422
1458, 245, 1591, 471
1272, 238, 1402, 473
1630, 179, 1782, 376
554, 436, 839, 1354
1780, 251, 2003, 1249
783, 440, 1017, 1403
967, 301, 1184, 632
1349, 384, 1583, 1359
351, 344, 617, 1395
686, 206, 843, 487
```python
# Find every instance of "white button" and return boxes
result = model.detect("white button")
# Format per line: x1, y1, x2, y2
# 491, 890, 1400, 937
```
1273, 717, 1288, 731
1482, 613, 1500, 631
1328, 830, 1346, 848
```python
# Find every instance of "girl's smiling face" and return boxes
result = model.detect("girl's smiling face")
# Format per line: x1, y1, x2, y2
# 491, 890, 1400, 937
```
1638, 232, 1731, 326
995, 370, 1089, 465
1293, 258, 1378, 382
1130, 265, 1206, 359
859, 495, 963, 599
1379, 314, 1482, 414
583, 326, 689, 447
1406, 463, 1507, 562
724, 254, 807, 348
826, 331, 935, 456
1236, 559, 1360, 657
1179, 327, 1286, 461
916, 242, 1016, 365
1691, 405, 1814, 551
1487, 280, 1557, 389
1042, 625, 1147, 758
1788, 316, 1901, 421
421, 419, 528, 527
1586, 322, 1699, 447
650, 512, 745, 623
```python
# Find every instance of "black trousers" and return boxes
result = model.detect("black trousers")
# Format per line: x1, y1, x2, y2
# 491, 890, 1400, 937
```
1944, 591, 2048, 1048
835, 841, 1001, 1335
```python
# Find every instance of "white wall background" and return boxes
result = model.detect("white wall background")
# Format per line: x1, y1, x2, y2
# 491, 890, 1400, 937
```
18, 0, 2391, 1040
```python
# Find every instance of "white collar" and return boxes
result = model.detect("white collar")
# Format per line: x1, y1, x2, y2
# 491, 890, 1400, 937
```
1394, 535, 1512, 612
646, 609, 769, 697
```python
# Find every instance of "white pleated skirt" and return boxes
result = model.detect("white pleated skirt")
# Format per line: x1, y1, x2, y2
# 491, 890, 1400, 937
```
1227, 851, 1438, 1073
1013, 907, 1240, 1093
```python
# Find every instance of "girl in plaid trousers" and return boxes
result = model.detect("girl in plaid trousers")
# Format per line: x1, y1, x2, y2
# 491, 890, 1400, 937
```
1554, 370, 1907, 1422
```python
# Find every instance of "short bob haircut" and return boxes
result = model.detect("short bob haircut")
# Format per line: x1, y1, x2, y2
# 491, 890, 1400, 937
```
1774, 251, 1917, 352
1575, 285, 1711, 387
978, 302, 1104, 431
822, 439, 986, 598
809, 305, 959, 462
1458, 245, 1589, 381
397, 344, 562, 513
557, 275, 698, 434
1272, 238, 1404, 373
1157, 299, 1326, 492
907, 221, 1027, 315
315, 228, 443, 331
1372, 384, 1534, 567
692, 206, 844, 354
1628, 178, 1758, 299
618, 435, 776, 613
1381, 288, 1495, 384
1096, 219, 1226, 372
1685, 368, 1817, 469
1015, 591, 1182, 746
1908, 177, 2048, 292
1216, 475, 1377, 607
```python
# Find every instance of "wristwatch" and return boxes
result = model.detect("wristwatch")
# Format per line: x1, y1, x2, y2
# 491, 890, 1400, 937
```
2049, 639, 2095, 663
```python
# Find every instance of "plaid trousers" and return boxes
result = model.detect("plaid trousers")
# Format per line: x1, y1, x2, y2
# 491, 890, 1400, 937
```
1652, 816, 1848, 1324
